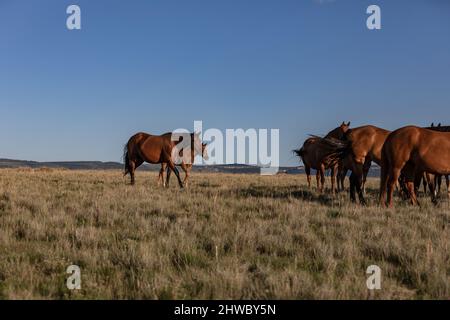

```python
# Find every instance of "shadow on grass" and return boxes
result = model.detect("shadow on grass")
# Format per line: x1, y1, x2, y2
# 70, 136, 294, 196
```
233, 185, 336, 206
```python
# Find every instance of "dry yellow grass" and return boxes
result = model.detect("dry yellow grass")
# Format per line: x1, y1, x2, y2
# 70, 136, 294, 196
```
0, 168, 449, 299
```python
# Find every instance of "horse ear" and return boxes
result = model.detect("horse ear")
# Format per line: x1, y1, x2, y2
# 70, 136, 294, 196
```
341, 121, 345, 126
431, 122, 435, 127
347, 121, 351, 126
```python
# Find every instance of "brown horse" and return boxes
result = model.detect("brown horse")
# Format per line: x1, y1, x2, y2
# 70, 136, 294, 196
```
159, 141, 208, 188
399, 124, 450, 198
294, 122, 350, 194
380, 126, 450, 207
428, 123, 450, 197
323, 125, 391, 204
124, 132, 207, 188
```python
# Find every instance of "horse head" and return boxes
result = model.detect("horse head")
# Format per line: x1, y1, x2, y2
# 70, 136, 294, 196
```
325, 121, 351, 140
191, 132, 209, 160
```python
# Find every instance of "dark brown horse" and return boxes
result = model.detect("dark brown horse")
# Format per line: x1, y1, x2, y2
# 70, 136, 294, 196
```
295, 137, 328, 192
380, 126, 450, 207
294, 122, 350, 194
322, 125, 391, 204
124, 132, 207, 188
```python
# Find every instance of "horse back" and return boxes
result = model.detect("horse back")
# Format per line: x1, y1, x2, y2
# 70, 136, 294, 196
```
383, 126, 450, 174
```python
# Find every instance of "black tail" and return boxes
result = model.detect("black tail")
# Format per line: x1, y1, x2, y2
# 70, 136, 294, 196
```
123, 144, 130, 176
293, 147, 304, 158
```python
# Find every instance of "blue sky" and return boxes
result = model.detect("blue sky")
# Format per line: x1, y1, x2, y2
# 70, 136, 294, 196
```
1, 0, 449, 166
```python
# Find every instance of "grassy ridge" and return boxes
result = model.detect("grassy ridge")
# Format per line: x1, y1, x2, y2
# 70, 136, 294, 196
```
0, 168, 448, 299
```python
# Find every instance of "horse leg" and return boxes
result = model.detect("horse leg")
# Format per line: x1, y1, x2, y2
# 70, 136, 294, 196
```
342, 169, 348, 191
167, 161, 184, 188
338, 167, 347, 193
305, 166, 311, 188
406, 181, 419, 206
159, 163, 167, 187
349, 172, 357, 202
426, 173, 437, 202
404, 165, 420, 206
330, 165, 337, 195
435, 175, 442, 196
352, 162, 366, 205
129, 161, 136, 185
362, 161, 371, 195
387, 167, 402, 208
315, 170, 320, 190
446, 175, 450, 198
181, 163, 190, 188
430, 179, 438, 205
336, 162, 342, 192
319, 164, 325, 193
344, 168, 349, 191
347, 156, 361, 203
379, 159, 389, 207
422, 174, 427, 195
129, 157, 144, 186
165, 165, 172, 187
413, 171, 423, 198
158, 164, 163, 185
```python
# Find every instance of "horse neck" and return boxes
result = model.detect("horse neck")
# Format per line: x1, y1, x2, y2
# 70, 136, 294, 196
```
325, 127, 349, 140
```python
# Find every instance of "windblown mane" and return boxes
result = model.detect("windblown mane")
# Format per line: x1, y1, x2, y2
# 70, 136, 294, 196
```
426, 125, 450, 132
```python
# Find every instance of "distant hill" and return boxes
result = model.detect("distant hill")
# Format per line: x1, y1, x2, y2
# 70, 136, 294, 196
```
0, 158, 301, 174
0, 158, 380, 176
0, 158, 155, 171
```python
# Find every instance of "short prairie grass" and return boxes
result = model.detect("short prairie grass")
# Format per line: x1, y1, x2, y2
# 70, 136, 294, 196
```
0, 169, 448, 299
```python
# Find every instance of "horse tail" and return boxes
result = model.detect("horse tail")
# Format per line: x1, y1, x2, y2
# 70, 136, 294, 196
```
123, 144, 130, 176
293, 147, 304, 158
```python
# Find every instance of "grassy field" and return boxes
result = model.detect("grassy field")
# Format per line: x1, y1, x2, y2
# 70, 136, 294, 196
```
0, 168, 448, 299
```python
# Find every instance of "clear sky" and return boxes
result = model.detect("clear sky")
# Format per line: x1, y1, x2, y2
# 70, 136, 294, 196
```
1, 0, 449, 166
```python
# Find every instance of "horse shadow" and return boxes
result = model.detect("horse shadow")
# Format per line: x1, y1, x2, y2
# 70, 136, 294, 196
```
234, 185, 336, 206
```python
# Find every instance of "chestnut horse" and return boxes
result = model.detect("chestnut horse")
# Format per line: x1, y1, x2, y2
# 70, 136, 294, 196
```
400, 124, 450, 198
380, 126, 450, 207
294, 122, 350, 194
410, 124, 450, 198
124, 132, 207, 188
323, 125, 391, 205
428, 123, 450, 197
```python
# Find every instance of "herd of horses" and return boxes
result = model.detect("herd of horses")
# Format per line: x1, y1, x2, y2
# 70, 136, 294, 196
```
294, 122, 450, 207
122, 123, 450, 208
